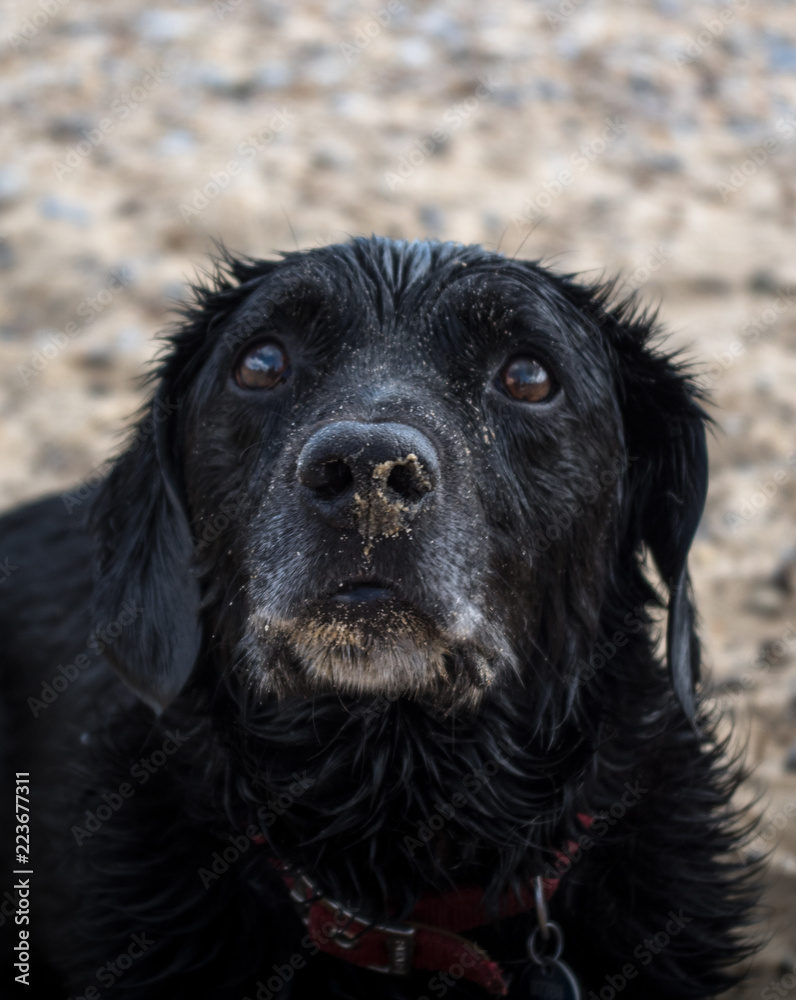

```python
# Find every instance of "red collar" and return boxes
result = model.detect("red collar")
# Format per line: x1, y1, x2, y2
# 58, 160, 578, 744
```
279, 867, 558, 995
262, 816, 591, 997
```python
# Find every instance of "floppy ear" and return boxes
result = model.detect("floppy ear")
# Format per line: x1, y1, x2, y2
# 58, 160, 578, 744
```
90, 382, 201, 712
88, 249, 286, 710
610, 303, 709, 719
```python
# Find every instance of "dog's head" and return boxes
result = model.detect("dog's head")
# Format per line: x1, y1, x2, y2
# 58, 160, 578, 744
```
91, 238, 707, 719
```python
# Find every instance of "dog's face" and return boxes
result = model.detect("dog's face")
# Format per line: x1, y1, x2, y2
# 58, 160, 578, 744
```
180, 241, 623, 706
91, 238, 708, 718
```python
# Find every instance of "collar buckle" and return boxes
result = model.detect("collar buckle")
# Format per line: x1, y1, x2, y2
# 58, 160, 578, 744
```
287, 867, 416, 976
366, 921, 416, 976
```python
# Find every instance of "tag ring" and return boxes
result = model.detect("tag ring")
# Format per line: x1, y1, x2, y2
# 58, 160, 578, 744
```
528, 920, 564, 964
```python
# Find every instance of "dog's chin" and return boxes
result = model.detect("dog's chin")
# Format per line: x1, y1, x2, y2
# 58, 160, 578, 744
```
241, 597, 500, 709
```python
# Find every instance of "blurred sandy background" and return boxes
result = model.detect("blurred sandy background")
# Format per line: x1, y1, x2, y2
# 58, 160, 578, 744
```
1, 0, 795, 994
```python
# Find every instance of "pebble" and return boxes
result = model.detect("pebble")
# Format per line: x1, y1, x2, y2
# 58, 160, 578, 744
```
759, 636, 794, 669
77, 348, 115, 371
765, 33, 796, 75
38, 195, 91, 227
747, 583, 787, 617
419, 205, 444, 235
786, 744, 796, 772
137, 10, 196, 43
195, 66, 256, 100
0, 166, 24, 206
163, 279, 191, 304
772, 549, 796, 595
300, 49, 345, 88
116, 327, 145, 353
0, 238, 15, 271
154, 130, 197, 157
415, 10, 468, 50
396, 38, 435, 68
748, 269, 781, 294
48, 115, 96, 141
255, 64, 294, 91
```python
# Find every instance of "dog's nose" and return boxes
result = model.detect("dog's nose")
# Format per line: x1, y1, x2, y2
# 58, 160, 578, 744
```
297, 421, 439, 534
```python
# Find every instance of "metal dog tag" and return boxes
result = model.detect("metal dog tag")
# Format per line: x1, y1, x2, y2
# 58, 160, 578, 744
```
514, 959, 581, 999
513, 917, 581, 1000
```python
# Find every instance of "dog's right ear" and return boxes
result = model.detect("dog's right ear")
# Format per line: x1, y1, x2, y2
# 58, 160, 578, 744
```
89, 250, 286, 710
90, 382, 201, 712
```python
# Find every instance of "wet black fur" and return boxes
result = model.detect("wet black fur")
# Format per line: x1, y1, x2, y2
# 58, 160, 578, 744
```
0, 238, 759, 998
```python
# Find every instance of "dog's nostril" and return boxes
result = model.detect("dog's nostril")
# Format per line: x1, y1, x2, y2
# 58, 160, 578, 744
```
315, 459, 354, 499
297, 453, 354, 497
385, 460, 430, 503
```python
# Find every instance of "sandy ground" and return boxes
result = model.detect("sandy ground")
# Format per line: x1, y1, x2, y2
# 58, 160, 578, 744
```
1, 0, 795, 993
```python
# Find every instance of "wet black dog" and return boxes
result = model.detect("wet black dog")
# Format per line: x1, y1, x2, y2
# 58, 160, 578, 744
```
0, 238, 757, 999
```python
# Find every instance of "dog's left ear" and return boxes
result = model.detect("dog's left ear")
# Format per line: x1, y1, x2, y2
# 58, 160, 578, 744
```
603, 298, 709, 720
90, 382, 201, 712
503, 263, 708, 717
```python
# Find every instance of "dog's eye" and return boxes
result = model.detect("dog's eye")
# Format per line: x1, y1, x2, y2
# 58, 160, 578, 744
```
499, 356, 554, 403
235, 341, 290, 390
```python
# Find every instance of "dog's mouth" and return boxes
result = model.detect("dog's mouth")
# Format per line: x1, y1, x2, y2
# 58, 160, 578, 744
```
330, 578, 396, 606
299, 577, 434, 643
245, 574, 503, 706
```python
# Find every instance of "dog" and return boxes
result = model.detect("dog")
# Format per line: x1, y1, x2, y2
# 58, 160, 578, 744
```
0, 237, 758, 999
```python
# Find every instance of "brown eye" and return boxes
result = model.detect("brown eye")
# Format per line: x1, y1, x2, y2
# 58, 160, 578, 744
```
235, 341, 290, 389
500, 356, 554, 403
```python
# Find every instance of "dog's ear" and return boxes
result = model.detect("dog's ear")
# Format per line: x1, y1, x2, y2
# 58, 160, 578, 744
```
90, 382, 201, 712
607, 298, 709, 719
89, 251, 286, 711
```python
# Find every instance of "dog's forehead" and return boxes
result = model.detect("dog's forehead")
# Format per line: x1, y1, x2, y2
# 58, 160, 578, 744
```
232, 237, 581, 345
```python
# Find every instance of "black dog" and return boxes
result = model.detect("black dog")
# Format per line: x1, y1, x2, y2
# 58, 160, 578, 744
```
0, 238, 757, 999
